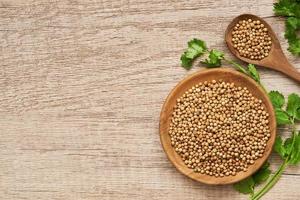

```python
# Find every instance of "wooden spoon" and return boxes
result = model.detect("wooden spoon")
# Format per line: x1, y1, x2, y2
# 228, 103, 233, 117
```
225, 14, 300, 82
159, 68, 276, 185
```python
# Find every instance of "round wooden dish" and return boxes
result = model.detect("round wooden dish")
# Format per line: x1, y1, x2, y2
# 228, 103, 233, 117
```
159, 68, 276, 185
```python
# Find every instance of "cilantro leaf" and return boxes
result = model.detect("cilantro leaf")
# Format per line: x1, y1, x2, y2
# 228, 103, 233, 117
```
285, 18, 299, 43
289, 132, 300, 165
233, 177, 255, 194
285, 17, 300, 56
247, 64, 260, 83
284, 137, 293, 156
202, 49, 224, 68
235, 162, 271, 195
288, 40, 300, 56
274, 132, 300, 165
274, 0, 300, 17
286, 93, 300, 120
180, 55, 193, 70
275, 109, 292, 125
274, 136, 287, 159
269, 91, 285, 109
181, 39, 207, 69
297, 107, 300, 120
253, 162, 271, 184
274, 1, 300, 56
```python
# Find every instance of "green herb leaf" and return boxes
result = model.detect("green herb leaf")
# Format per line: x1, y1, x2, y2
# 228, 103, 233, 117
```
181, 39, 207, 69
202, 49, 224, 68
253, 162, 271, 184
286, 93, 300, 120
274, 136, 287, 159
233, 176, 255, 194
285, 19, 298, 45
284, 137, 293, 156
297, 107, 300, 120
274, 0, 300, 17
274, 0, 300, 56
275, 109, 292, 125
180, 55, 193, 70
288, 39, 300, 56
247, 64, 260, 83
285, 17, 300, 56
269, 91, 285, 109
289, 132, 300, 165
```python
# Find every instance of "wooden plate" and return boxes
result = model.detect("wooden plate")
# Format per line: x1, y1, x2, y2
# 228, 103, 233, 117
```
159, 68, 276, 185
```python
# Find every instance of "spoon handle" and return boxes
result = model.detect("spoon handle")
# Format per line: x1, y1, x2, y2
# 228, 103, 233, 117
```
267, 53, 300, 83
281, 65, 300, 83
275, 61, 300, 83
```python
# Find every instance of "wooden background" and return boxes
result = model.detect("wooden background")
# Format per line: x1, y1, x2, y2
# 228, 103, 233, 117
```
0, 0, 299, 199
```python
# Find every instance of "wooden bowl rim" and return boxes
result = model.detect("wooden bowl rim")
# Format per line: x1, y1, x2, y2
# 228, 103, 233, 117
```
159, 68, 276, 185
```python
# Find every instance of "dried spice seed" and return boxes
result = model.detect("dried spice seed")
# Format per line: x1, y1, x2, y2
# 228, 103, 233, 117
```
231, 19, 272, 60
169, 80, 271, 177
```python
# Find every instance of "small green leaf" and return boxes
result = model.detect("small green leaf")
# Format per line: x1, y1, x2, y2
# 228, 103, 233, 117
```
253, 162, 271, 184
289, 132, 300, 165
286, 93, 300, 120
274, 0, 300, 17
284, 137, 293, 156
275, 109, 292, 125
181, 39, 207, 69
248, 64, 260, 83
180, 55, 192, 69
233, 177, 255, 194
274, 136, 286, 159
297, 107, 300, 121
285, 17, 300, 56
268, 91, 285, 109
202, 49, 224, 68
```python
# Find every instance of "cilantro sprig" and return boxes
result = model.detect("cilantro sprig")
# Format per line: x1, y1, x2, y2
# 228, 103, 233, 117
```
180, 38, 300, 200
180, 39, 207, 69
250, 92, 300, 200
233, 162, 271, 195
274, 0, 300, 56
180, 39, 262, 84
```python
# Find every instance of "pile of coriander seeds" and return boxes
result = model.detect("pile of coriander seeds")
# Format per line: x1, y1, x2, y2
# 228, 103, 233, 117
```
169, 80, 271, 177
231, 18, 272, 60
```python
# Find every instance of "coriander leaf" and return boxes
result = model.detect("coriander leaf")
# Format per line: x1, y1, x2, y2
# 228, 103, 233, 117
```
289, 132, 300, 165
248, 64, 260, 83
180, 55, 193, 69
284, 137, 293, 155
285, 17, 300, 40
274, 0, 300, 17
297, 107, 300, 120
186, 39, 207, 59
285, 17, 300, 56
286, 93, 300, 120
233, 177, 255, 194
274, 136, 287, 159
268, 91, 285, 109
202, 49, 224, 68
253, 162, 271, 184
288, 40, 300, 56
181, 39, 207, 69
275, 109, 292, 125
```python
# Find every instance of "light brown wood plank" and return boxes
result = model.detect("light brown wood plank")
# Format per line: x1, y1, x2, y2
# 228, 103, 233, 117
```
0, 0, 300, 199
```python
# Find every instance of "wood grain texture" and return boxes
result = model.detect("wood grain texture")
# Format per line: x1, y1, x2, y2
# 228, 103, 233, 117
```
0, 0, 299, 199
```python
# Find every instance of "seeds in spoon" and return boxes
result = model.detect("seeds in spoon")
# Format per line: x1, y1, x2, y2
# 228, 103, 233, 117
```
169, 80, 270, 177
231, 18, 272, 60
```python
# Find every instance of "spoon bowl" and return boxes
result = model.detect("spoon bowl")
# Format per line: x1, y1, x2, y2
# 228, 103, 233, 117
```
159, 68, 276, 185
225, 14, 300, 82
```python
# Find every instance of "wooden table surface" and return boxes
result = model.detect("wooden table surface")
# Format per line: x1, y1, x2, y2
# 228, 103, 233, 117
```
0, 0, 299, 199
